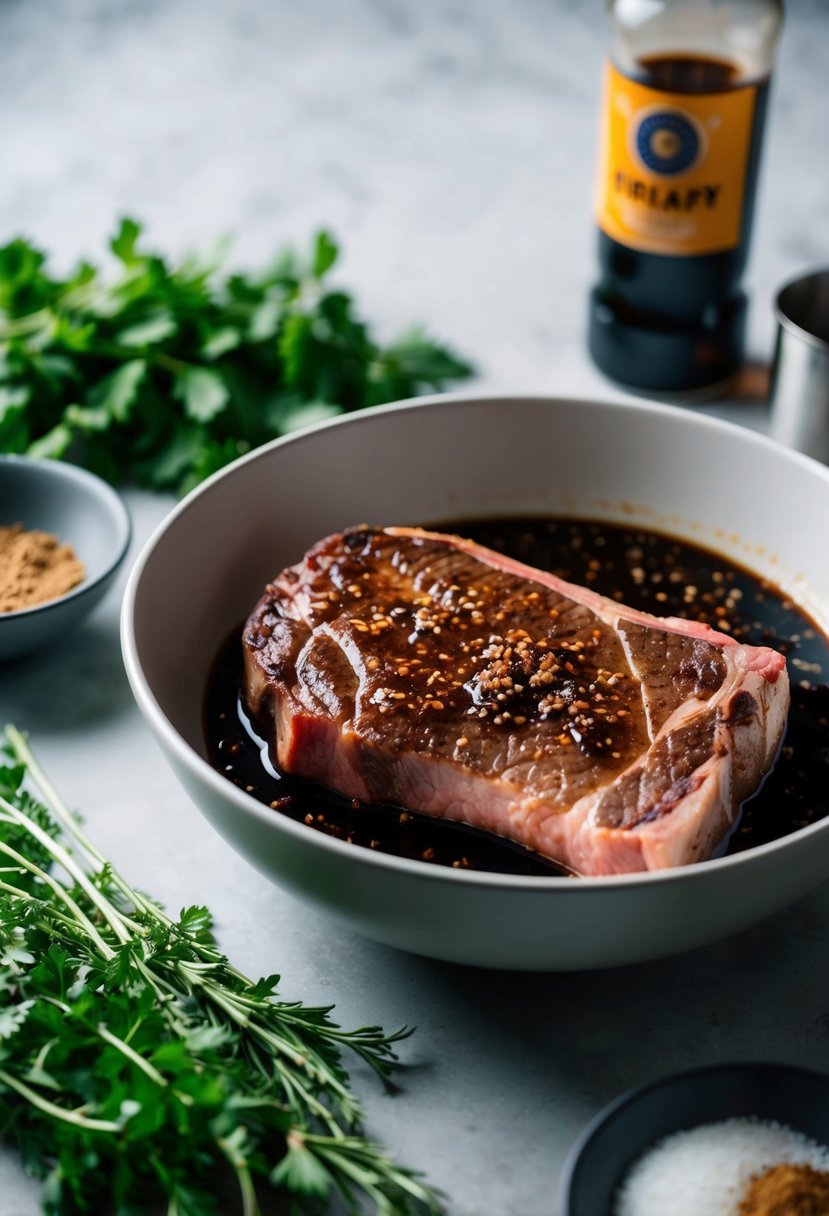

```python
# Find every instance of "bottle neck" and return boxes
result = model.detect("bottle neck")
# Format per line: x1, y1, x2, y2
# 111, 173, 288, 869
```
609, 0, 784, 85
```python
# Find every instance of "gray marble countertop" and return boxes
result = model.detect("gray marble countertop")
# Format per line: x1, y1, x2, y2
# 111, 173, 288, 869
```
1, 2, 828, 1214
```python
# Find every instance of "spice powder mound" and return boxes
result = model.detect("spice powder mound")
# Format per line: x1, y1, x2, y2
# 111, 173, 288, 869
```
612, 1117, 829, 1216
738, 1161, 829, 1215
0, 523, 85, 612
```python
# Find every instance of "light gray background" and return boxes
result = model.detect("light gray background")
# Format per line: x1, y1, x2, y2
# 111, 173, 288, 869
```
1, 2, 828, 1213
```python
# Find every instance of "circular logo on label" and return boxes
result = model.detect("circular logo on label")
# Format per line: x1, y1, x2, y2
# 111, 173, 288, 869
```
633, 109, 703, 177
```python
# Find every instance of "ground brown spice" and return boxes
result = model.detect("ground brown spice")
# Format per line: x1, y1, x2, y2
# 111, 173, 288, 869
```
738, 1162, 829, 1215
0, 523, 85, 612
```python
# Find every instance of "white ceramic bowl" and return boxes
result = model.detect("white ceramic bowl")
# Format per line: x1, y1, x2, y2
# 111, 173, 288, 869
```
121, 395, 829, 970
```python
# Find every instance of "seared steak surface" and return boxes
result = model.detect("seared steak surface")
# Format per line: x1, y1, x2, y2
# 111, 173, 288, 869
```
243, 526, 789, 874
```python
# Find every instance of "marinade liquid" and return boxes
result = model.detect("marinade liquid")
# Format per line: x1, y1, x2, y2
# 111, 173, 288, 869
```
204, 518, 829, 876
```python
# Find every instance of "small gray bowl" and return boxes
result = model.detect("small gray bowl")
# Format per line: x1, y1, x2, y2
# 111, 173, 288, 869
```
560, 1061, 829, 1214
0, 456, 131, 662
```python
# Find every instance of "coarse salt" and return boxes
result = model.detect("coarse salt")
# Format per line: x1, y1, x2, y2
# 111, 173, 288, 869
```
613, 1117, 829, 1216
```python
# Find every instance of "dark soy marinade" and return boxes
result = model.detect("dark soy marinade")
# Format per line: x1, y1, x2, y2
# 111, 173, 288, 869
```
204, 518, 829, 873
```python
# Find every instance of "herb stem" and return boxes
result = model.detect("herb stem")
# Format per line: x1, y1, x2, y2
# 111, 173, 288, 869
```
0, 834, 114, 958
96, 1023, 183, 1095
4, 729, 146, 936
0, 877, 105, 950
5, 727, 108, 864
0, 1068, 123, 1134
219, 1138, 261, 1216
0, 795, 131, 948
6, 728, 182, 936
0, 307, 53, 339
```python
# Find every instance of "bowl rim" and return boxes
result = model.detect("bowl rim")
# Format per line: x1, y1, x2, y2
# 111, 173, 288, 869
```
558, 1058, 829, 1211
0, 454, 132, 620
121, 391, 829, 893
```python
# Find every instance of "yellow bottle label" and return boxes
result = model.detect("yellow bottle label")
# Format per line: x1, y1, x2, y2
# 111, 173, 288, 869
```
595, 62, 758, 256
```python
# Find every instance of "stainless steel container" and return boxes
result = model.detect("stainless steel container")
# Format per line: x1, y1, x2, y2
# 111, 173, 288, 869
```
769, 268, 829, 464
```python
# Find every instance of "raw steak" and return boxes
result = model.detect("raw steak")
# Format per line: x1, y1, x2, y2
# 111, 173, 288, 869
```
242, 526, 789, 875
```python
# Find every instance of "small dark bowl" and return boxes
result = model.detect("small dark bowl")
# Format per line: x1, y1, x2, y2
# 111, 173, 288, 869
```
0, 456, 131, 662
561, 1061, 829, 1215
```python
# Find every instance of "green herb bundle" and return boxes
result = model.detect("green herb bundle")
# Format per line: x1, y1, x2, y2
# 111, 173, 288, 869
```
0, 221, 473, 493
0, 726, 440, 1216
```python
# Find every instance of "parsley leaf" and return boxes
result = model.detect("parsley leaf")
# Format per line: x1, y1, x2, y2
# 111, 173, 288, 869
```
0, 221, 473, 492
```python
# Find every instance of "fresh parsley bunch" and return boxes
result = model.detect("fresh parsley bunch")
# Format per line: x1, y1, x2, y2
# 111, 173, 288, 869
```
0, 221, 472, 493
0, 727, 440, 1216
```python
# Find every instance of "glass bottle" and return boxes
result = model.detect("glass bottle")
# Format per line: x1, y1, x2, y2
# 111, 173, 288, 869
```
588, 0, 784, 395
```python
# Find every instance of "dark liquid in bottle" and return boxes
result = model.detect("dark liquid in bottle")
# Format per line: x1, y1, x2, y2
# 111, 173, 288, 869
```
636, 53, 742, 92
591, 54, 770, 391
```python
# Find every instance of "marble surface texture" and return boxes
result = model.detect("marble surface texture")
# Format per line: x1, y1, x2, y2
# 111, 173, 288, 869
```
0, 1, 828, 1213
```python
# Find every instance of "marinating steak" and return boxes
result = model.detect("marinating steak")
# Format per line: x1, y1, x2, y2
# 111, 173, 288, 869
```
242, 526, 789, 875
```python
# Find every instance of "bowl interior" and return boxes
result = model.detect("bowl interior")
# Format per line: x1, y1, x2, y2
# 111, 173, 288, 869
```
129, 395, 829, 759
0, 457, 129, 597
563, 1062, 829, 1215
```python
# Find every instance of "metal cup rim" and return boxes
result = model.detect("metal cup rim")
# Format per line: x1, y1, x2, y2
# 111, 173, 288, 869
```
774, 265, 829, 353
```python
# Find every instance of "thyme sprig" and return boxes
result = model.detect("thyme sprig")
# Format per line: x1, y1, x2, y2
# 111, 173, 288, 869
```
0, 725, 440, 1216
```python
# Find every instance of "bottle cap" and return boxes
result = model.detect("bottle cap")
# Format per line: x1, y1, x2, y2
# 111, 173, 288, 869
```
587, 287, 747, 397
